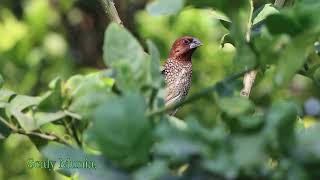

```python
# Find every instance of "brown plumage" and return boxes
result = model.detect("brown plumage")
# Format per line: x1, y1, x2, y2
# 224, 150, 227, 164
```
162, 36, 202, 116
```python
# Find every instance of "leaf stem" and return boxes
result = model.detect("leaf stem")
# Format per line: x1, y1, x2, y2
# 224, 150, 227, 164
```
147, 69, 252, 117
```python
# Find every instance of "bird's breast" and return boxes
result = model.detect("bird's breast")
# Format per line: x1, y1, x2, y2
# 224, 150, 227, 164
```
164, 60, 192, 97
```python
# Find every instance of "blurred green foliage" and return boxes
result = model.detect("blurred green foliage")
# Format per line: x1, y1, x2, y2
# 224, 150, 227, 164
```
0, 0, 320, 180
0, 0, 76, 95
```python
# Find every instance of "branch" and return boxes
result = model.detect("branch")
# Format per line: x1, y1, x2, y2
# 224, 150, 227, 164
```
16, 130, 71, 146
0, 115, 70, 146
240, 70, 258, 97
101, 0, 123, 27
240, 0, 286, 97
148, 69, 252, 117
240, 1, 256, 98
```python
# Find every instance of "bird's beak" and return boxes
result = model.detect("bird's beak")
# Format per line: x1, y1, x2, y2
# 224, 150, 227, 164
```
190, 38, 203, 49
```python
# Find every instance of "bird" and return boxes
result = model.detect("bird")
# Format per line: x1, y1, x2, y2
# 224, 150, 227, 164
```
162, 36, 202, 116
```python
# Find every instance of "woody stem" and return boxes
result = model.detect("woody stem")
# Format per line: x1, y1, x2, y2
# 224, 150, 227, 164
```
101, 0, 124, 27
240, 0, 286, 97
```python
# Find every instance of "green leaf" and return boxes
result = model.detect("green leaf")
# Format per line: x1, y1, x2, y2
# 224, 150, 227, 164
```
253, 33, 286, 66
229, 0, 253, 37
252, 3, 278, 26
69, 92, 112, 119
66, 71, 115, 118
103, 23, 148, 90
265, 2, 320, 37
91, 92, 153, 167
38, 77, 63, 111
65, 71, 114, 99
203, 133, 266, 177
167, 116, 188, 131
133, 160, 169, 180
228, 0, 255, 71
40, 123, 67, 142
154, 116, 187, 141
0, 102, 7, 109
0, 89, 15, 103
64, 74, 84, 97
146, 0, 184, 16
294, 123, 320, 164
41, 142, 130, 179
212, 10, 232, 30
274, 33, 315, 85
265, 101, 299, 154
218, 96, 255, 117
202, 150, 237, 178
6, 95, 48, 131
154, 137, 207, 162
233, 44, 256, 71
8, 95, 43, 112
10, 108, 37, 131
265, 14, 302, 36
83, 127, 101, 152
34, 111, 66, 127
147, 40, 163, 87
154, 118, 211, 162
186, 0, 250, 17
103, 23, 144, 71
233, 114, 265, 133
220, 33, 235, 47
232, 134, 266, 169
187, 118, 228, 143
64, 110, 82, 120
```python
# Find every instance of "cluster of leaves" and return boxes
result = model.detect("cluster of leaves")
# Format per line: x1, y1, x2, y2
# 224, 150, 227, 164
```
1, 0, 320, 179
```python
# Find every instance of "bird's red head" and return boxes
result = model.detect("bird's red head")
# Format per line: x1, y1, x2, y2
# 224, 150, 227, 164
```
169, 36, 202, 61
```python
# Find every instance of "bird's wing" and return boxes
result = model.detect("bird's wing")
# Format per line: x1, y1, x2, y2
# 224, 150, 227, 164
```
165, 88, 181, 106
166, 89, 182, 116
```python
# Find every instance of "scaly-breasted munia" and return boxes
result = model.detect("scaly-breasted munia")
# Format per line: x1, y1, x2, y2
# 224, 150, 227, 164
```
162, 36, 202, 115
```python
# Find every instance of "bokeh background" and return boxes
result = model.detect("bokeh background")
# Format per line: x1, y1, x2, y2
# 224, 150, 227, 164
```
0, 0, 319, 179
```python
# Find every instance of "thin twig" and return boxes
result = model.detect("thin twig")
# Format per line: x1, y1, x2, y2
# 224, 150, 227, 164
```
101, 0, 123, 27
0, 115, 70, 146
240, 70, 258, 97
16, 130, 70, 146
0, 116, 17, 130
148, 69, 252, 117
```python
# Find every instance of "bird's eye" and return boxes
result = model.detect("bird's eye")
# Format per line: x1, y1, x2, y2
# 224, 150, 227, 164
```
183, 39, 190, 44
